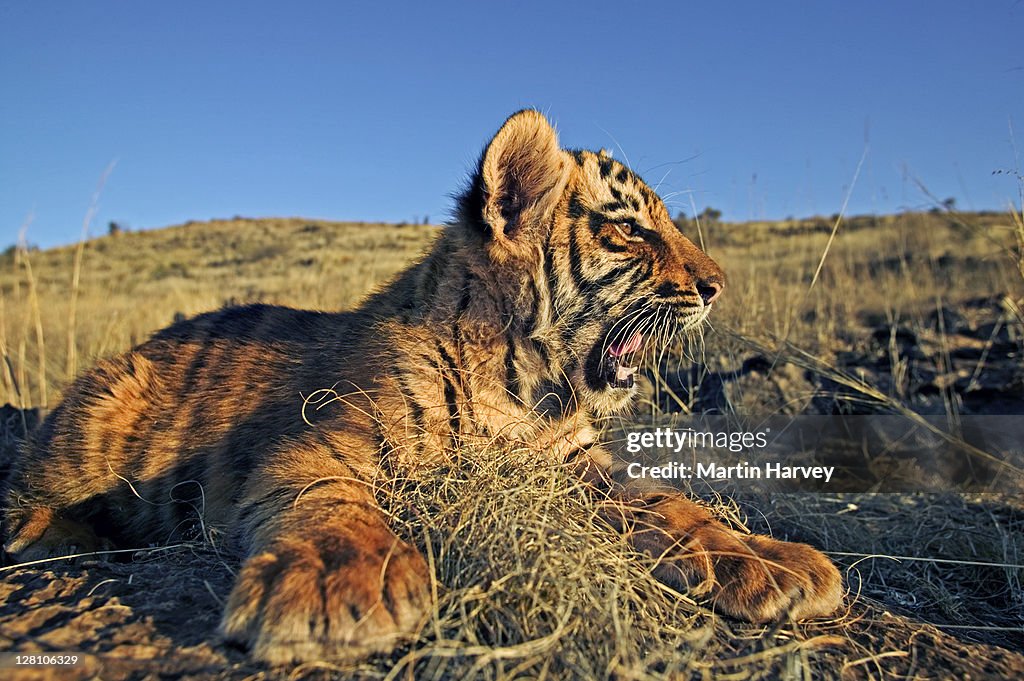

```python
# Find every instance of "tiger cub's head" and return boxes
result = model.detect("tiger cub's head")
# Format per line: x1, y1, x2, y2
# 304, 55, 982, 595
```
461, 110, 725, 414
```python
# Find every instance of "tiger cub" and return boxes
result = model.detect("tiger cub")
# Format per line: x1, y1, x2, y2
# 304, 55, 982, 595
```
4, 111, 842, 663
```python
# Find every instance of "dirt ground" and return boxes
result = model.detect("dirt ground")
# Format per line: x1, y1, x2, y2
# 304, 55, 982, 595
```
1, 531, 1021, 680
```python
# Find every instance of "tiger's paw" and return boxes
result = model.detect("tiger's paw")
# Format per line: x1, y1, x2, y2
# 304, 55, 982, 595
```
221, 528, 431, 665
613, 495, 843, 623
714, 533, 845, 622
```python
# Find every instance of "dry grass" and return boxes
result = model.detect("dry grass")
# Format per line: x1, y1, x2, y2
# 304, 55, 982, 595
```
1, 209, 1023, 678
703, 211, 1021, 355
370, 446, 718, 680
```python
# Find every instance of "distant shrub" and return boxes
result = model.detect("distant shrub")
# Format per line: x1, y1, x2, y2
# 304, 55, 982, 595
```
698, 206, 722, 224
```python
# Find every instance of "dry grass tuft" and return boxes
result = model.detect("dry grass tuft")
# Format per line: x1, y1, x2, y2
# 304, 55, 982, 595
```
374, 445, 713, 680
347, 444, 868, 681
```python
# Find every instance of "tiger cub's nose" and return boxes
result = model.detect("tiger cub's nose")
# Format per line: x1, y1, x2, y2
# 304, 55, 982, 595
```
697, 278, 723, 305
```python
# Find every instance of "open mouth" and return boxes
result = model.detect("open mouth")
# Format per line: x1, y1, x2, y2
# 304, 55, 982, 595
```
602, 332, 642, 389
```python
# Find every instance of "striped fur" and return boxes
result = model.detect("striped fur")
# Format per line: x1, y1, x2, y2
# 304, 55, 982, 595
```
3, 111, 840, 663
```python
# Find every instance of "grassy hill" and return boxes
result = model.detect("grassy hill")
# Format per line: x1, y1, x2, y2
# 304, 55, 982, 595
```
1, 218, 439, 406
2, 210, 1020, 412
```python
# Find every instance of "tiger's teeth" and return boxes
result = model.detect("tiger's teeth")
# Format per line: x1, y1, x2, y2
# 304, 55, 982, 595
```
616, 365, 638, 382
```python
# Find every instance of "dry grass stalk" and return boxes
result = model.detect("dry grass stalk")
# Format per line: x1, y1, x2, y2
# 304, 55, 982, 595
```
66, 161, 116, 381
20, 248, 46, 408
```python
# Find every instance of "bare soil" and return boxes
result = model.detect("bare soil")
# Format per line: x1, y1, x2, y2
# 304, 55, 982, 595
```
1, 534, 1021, 680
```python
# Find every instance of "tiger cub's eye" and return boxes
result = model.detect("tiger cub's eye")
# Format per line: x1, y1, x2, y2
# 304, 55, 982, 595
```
613, 222, 643, 241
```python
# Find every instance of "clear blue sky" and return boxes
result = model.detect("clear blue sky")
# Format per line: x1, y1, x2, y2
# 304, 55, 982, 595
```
2, 1, 1022, 248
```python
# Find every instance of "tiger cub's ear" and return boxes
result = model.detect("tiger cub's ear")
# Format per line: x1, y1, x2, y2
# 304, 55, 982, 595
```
480, 110, 571, 251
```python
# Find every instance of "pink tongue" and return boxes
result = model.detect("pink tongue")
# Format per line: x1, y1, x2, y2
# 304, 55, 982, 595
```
609, 332, 643, 357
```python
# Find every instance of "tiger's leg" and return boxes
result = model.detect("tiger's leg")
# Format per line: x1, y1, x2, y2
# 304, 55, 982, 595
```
221, 433, 430, 664
602, 493, 843, 622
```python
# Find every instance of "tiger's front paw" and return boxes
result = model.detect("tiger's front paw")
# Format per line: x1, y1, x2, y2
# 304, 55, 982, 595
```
221, 528, 431, 664
717, 533, 844, 622
615, 495, 843, 623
